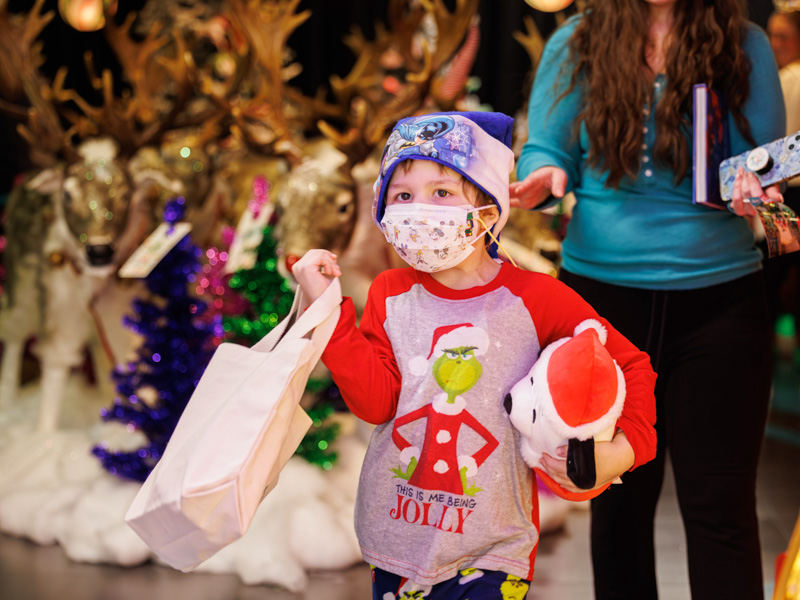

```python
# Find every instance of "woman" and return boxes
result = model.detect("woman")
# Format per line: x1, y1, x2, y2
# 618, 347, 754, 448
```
512, 1, 785, 599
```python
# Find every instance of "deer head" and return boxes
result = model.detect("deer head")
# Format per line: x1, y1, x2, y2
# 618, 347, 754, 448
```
60, 138, 132, 267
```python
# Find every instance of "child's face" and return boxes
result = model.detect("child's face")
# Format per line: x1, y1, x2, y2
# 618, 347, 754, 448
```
385, 160, 477, 209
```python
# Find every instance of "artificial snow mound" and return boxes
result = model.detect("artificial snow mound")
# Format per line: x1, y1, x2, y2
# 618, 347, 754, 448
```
0, 377, 366, 591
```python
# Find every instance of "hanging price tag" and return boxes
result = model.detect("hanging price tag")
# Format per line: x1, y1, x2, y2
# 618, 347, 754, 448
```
119, 222, 193, 278
223, 203, 274, 274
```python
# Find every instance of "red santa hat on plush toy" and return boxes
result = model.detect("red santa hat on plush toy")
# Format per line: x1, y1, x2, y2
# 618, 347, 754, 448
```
409, 323, 490, 376
505, 318, 625, 498
544, 319, 625, 441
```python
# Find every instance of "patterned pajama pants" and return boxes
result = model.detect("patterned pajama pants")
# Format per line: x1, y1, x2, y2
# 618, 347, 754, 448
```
371, 566, 531, 600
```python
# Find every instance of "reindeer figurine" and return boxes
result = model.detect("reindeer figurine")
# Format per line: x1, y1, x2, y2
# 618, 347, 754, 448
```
0, 0, 226, 431
0, 138, 146, 431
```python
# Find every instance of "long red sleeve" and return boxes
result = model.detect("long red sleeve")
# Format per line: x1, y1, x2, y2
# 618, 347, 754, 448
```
321, 273, 404, 424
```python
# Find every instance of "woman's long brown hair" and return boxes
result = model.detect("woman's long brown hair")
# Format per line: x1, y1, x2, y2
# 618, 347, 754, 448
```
561, 0, 754, 188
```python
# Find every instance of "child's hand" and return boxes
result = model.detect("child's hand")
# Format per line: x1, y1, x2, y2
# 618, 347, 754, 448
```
291, 249, 342, 311
538, 431, 635, 494
729, 167, 783, 218
509, 166, 567, 210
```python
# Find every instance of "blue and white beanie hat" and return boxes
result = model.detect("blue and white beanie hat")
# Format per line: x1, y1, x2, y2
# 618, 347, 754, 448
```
372, 111, 515, 254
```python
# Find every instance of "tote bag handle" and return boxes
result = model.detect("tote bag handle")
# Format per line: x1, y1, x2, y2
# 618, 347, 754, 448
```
251, 277, 342, 356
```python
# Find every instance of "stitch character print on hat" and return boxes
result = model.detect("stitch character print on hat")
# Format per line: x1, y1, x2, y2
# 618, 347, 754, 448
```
372, 111, 515, 245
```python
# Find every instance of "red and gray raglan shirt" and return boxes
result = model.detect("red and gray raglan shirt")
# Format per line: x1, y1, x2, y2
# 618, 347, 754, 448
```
321, 262, 656, 586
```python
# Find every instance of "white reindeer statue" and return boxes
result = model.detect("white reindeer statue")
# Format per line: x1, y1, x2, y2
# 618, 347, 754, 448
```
0, 139, 147, 431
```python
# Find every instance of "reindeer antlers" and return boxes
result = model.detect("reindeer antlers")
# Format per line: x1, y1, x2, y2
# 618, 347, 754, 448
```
319, 0, 480, 171
0, 0, 80, 164
221, 0, 314, 163
0, 0, 53, 101
0, 0, 482, 170
513, 15, 547, 74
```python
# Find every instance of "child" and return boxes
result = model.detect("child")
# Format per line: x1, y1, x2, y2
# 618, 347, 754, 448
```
292, 111, 657, 600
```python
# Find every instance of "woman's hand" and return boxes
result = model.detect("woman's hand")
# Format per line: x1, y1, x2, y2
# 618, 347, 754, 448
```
509, 166, 568, 210
729, 166, 783, 218
291, 249, 341, 312
538, 430, 635, 494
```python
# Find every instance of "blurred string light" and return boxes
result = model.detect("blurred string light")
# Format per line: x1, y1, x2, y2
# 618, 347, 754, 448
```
58, 0, 116, 32
523, 0, 574, 12
775, 0, 800, 12
195, 177, 272, 346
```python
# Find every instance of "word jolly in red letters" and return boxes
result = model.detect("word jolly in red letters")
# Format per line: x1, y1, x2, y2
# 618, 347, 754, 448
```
389, 494, 473, 534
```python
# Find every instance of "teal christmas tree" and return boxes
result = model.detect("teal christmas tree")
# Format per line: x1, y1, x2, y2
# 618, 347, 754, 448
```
93, 198, 215, 482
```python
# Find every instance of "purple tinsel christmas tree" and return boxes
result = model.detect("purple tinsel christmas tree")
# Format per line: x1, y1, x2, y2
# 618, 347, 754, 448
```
93, 199, 215, 482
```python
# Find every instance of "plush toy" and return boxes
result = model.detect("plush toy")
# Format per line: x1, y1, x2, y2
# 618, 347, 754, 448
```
504, 319, 625, 501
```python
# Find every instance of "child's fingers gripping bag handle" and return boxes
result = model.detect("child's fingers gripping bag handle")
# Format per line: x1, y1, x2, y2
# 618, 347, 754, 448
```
287, 277, 342, 367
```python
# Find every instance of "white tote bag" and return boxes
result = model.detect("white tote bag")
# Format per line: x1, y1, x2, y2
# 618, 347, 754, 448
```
125, 278, 342, 572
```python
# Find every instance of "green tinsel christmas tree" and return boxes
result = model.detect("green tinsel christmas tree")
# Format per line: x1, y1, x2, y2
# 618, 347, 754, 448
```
223, 224, 295, 346
296, 392, 341, 471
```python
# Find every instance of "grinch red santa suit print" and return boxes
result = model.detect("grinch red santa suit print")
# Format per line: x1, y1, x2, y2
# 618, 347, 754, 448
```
392, 324, 499, 496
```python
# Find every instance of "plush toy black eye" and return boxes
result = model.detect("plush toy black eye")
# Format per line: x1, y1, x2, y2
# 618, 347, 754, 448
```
531, 409, 536, 424
530, 376, 534, 385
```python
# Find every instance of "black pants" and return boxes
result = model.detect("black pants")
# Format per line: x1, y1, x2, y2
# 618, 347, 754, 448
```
559, 270, 773, 600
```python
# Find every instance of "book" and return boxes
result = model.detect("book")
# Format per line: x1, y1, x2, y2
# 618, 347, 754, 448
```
692, 84, 730, 210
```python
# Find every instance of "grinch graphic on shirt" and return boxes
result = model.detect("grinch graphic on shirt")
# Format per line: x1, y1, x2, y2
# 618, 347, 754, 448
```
391, 323, 499, 495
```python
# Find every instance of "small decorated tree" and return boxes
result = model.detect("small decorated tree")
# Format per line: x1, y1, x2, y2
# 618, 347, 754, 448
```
93, 199, 215, 482
223, 226, 342, 469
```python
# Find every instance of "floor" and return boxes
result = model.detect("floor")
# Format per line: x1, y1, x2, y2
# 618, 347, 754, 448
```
1, 373, 799, 600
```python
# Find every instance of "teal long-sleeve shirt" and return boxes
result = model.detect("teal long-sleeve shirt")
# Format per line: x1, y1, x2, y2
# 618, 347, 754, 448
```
517, 17, 786, 290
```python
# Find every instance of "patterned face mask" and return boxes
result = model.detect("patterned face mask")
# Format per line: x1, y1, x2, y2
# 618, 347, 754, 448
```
379, 203, 494, 272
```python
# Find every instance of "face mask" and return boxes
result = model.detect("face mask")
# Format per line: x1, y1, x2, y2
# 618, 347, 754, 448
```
379, 204, 494, 272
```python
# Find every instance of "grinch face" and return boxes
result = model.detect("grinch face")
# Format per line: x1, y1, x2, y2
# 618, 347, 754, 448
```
433, 346, 483, 398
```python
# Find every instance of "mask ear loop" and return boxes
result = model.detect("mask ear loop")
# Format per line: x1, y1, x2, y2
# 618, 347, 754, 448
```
475, 215, 518, 268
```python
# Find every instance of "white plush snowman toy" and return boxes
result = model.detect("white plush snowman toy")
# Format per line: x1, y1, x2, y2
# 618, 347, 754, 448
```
504, 319, 625, 500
